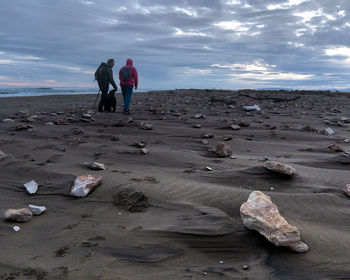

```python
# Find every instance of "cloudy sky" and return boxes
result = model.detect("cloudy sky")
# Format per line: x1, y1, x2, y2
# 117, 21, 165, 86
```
1, 0, 350, 90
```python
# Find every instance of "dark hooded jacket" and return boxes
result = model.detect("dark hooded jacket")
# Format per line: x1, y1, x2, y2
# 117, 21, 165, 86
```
119, 59, 138, 88
97, 62, 118, 89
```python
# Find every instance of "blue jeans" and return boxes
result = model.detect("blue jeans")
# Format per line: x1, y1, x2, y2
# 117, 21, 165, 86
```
121, 85, 133, 111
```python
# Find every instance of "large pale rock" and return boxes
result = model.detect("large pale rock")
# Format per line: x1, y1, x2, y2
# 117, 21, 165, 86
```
240, 191, 308, 253
24, 180, 38, 194
263, 161, 296, 176
4, 208, 33, 222
71, 175, 103, 197
215, 142, 233, 157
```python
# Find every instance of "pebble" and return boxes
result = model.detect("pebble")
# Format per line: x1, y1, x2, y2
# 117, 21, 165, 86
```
24, 180, 38, 194
205, 166, 213, 171
141, 148, 149, 154
13, 226, 21, 232
2, 118, 15, 123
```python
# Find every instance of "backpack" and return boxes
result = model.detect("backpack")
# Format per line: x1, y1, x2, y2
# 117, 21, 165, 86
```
94, 63, 106, 82
121, 66, 131, 82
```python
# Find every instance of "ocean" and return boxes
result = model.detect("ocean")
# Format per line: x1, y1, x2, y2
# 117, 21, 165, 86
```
0, 87, 99, 98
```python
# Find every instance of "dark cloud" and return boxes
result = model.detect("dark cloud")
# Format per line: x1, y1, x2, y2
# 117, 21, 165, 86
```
0, 0, 349, 90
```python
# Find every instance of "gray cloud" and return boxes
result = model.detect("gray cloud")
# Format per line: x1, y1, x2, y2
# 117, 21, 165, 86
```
0, 0, 350, 90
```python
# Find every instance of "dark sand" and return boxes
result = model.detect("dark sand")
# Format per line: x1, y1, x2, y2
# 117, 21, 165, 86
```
0, 89, 350, 279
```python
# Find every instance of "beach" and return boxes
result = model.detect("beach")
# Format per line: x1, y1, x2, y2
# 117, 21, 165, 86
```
0, 89, 350, 279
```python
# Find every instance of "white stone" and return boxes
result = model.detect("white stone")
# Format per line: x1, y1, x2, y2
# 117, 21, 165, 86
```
324, 127, 335, 136
28, 205, 46, 215
230, 124, 240, 130
263, 161, 296, 176
0, 150, 7, 160
141, 148, 149, 154
240, 191, 308, 253
242, 105, 261, 111
71, 175, 103, 197
205, 166, 213, 171
24, 180, 38, 194
2, 118, 15, 123
13, 226, 21, 232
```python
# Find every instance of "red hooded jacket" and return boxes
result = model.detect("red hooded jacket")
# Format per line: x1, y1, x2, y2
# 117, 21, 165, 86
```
119, 59, 138, 88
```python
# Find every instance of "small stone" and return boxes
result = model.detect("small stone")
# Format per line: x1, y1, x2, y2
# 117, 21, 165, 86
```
242, 265, 249, 270
324, 127, 335, 136
242, 105, 261, 111
140, 148, 149, 154
4, 208, 33, 222
71, 175, 103, 197
24, 180, 38, 194
137, 141, 147, 148
15, 124, 29, 131
205, 166, 213, 171
230, 155, 236, 159
202, 139, 209, 145
45, 122, 54, 126
344, 139, 349, 143
0, 150, 7, 160
193, 124, 202, 128
263, 161, 296, 176
54, 119, 69, 125
82, 113, 92, 118
194, 114, 206, 119
13, 226, 21, 232
140, 121, 153, 130
202, 133, 214, 139
111, 135, 120, 141
230, 124, 240, 130
240, 191, 308, 253
28, 205, 46, 215
215, 142, 233, 157
73, 128, 85, 135
2, 118, 15, 123
115, 119, 126, 127
84, 161, 105, 170
328, 144, 344, 153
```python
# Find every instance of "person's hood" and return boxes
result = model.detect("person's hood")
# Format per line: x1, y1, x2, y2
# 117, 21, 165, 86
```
126, 59, 133, 67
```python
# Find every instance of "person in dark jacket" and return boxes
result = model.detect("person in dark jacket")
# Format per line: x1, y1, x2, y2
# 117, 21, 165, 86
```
96, 58, 118, 112
119, 58, 138, 115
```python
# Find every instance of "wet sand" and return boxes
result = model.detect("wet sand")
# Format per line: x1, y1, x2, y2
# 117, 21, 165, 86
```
0, 89, 350, 279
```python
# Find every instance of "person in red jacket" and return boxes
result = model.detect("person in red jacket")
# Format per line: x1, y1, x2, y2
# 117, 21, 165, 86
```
119, 58, 138, 115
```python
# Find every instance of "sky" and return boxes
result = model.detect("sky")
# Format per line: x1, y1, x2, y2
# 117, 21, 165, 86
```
1, 0, 350, 91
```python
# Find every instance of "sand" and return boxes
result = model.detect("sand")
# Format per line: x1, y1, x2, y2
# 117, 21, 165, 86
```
0, 89, 350, 279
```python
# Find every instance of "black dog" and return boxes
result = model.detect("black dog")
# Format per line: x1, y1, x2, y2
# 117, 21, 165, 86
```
104, 89, 117, 112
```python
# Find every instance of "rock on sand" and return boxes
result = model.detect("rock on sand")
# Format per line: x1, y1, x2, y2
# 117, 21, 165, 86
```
263, 161, 296, 176
71, 175, 103, 197
215, 142, 233, 157
240, 191, 308, 253
4, 208, 33, 222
